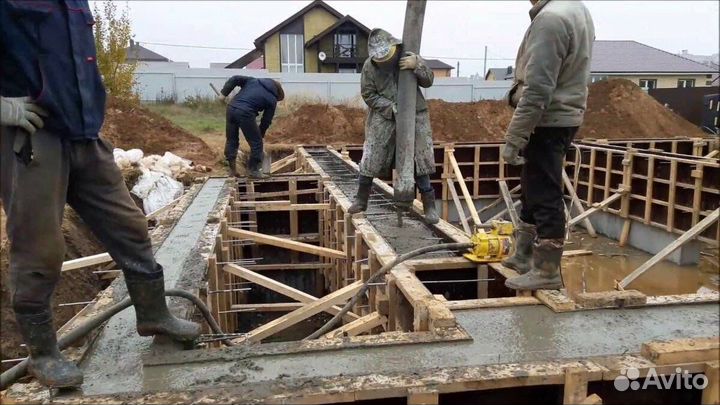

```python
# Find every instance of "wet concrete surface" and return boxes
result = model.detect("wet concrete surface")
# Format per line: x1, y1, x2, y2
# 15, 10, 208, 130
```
132, 303, 719, 394
562, 230, 719, 296
308, 150, 452, 257
79, 179, 226, 396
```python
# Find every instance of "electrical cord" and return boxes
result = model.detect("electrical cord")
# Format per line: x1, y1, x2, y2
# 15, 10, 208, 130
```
304, 242, 473, 340
0, 289, 230, 390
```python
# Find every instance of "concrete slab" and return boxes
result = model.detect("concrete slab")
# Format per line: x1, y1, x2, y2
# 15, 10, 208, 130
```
79, 178, 227, 396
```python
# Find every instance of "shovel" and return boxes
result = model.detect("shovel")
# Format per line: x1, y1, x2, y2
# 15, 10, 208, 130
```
262, 151, 272, 174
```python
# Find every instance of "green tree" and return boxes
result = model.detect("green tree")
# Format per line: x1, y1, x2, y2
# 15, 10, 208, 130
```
93, 1, 138, 103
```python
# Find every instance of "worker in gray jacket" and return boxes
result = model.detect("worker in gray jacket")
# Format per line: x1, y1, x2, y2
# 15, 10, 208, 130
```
348, 28, 439, 224
501, 0, 595, 290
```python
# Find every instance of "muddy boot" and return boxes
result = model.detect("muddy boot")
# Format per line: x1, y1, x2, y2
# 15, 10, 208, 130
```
125, 277, 201, 342
501, 221, 536, 274
246, 168, 270, 180
421, 190, 439, 224
227, 159, 239, 177
16, 312, 83, 388
505, 238, 564, 290
348, 182, 371, 214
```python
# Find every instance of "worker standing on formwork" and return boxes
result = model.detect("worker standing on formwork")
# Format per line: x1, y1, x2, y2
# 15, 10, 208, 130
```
348, 28, 439, 224
501, 0, 595, 290
0, 0, 200, 388
219, 76, 284, 179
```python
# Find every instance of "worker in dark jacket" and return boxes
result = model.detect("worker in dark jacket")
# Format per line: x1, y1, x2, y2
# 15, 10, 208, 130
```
219, 76, 284, 179
0, 0, 200, 388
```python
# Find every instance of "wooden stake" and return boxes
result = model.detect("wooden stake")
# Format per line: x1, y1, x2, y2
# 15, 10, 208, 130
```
448, 150, 482, 226
563, 367, 589, 405
562, 171, 597, 237
498, 180, 520, 226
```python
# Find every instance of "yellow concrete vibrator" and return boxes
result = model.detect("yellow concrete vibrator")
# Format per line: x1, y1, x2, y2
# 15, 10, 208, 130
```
463, 220, 514, 263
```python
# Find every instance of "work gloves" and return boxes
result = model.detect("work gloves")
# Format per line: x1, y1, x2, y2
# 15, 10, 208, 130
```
399, 52, 420, 70
0, 96, 48, 135
502, 143, 525, 166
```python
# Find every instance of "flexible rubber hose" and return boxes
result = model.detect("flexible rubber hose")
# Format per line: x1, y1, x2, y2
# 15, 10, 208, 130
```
304, 242, 473, 340
0, 289, 230, 390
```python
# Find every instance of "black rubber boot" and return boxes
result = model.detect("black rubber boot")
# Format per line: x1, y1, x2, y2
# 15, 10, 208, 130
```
501, 221, 536, 274
227, 159, 239, 177
505, 238, 564, 290
420, 191, 439, 224
348, 182, 371, 214
125, 277, 201, 342
16, 312, 83, 388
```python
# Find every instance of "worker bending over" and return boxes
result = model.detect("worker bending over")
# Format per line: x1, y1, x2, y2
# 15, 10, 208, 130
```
349, 28, 439, 224
1, 0, 200, 388
220, 75, 284, 179
501, 0, 595, 290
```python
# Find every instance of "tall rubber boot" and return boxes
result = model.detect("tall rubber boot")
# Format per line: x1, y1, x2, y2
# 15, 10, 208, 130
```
16, 312, 83, 388
505, 238, 564, 290
125, 277, 201, 342
348, 182, 371, 214
421, 190, 439, 224
501, 221, 536, 274
227, 159, 239, 177
246, 161, 270, 180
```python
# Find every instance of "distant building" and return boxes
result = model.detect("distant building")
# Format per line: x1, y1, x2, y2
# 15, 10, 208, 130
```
591, 40, 718, 89
226, 0, 370, 73
125, 39, 170, 63
425, 59, 455, 78
485, 66, 514, 81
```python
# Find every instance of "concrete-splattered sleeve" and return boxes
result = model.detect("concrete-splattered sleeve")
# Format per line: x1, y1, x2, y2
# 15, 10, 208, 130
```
414, 58, 434, 88
361, 63, 395, 120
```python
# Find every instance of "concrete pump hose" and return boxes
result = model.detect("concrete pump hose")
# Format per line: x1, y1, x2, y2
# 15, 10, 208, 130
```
304, 242, 473, 340
0, 289, 229, 390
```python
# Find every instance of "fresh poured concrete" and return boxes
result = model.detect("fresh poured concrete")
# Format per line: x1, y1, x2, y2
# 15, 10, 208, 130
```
79, 179, 226, 396
125, 303, 720, 396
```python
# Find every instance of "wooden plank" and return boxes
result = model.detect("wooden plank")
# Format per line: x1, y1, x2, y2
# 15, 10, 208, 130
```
407, 388, 439, 405
447, 175, 472, 235
487, 200, 521, 223
568, 192, 623, 227
237, 280, 363, 343
448, 150, 482, 226
227, 227, 346, 259
644, 156, 655, 224
445, 296, 540, 310
245, 262, 331, 271
477, 265, 488, 299
234, 202, 329, 212
498, 180, 519, 226
575, 290, 647, 309
563, 249, 593, 258
563, 367, 589, 405
619, 208, 719, 288
667, 159, 678, 232
406, 257, 476, 271
477, 184, 520, 216
562, 171, 597, 237
640, 337, 719, 365
230, 303, 305, 312
61, 252, 113, 272
581, 394, 603, 404
224, 264, 359, 321
270, 156, 297, 174
323, 312, 386, 339
703, 361, 719, 405
535, 290, 576, 312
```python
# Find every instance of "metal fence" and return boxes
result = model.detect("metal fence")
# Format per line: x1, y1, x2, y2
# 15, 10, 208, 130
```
134, 66, 513, 104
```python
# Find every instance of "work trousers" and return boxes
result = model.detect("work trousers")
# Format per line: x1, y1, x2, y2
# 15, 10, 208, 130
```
225, 106, 263, 170
519, 126, 577, 239
358, 174, 434, 194
1, 127, 160, 315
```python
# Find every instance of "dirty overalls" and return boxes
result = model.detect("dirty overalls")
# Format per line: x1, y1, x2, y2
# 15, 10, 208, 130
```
0, 0, 161, 317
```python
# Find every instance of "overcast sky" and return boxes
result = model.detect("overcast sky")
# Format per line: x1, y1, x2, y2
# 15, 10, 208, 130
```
111, 0, 720, 75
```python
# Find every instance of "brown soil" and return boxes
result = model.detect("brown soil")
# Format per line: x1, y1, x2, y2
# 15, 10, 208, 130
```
266, 79, 708, 144
101, 97, 220, 169
1, 207, 104, 366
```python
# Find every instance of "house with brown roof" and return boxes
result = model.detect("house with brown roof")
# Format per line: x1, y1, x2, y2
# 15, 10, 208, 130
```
227, 0, 370, 73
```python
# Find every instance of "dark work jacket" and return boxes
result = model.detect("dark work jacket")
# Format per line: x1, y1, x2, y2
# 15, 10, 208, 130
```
221, 76, 278, 133
1, 0, 106, 139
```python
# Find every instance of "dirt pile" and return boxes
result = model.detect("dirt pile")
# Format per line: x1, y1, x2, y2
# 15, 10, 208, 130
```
102, 97, 220, 168
267, 79, 708, 144
578, 79, 707, 139
1, 207, 104, 365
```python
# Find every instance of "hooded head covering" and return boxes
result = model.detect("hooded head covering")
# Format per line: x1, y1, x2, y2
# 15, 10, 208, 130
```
272, 79, 285, 101
368, 28, 402, 63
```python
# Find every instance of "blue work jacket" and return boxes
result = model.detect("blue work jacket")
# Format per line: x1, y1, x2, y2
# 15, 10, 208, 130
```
1, 0, 106, 139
